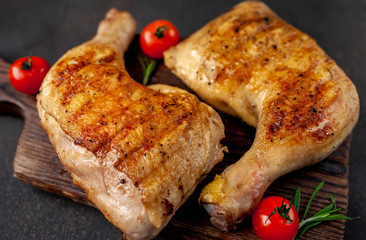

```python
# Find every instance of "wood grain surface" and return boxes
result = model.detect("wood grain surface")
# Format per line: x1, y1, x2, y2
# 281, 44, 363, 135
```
0, 36, 351, 239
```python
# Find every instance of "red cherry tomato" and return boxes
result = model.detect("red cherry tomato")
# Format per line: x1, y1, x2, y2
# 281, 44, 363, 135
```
8, 56, 50, 95
140, 20, 179, 59
252, 196, 299, 240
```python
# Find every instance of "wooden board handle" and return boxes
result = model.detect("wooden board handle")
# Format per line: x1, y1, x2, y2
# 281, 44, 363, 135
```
0, 58, 93, 206
0, 58, 25, 118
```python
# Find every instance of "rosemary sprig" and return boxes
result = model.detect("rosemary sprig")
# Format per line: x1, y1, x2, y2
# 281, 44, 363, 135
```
138, 56, 157, 86
293, 181, 353, 239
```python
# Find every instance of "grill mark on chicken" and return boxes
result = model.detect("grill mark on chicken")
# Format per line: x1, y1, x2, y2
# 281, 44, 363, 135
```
37, 9, 226, 239
192, 7, 339, 144
164, 1, 359, 231
52, 50, 196, 167
162, 198, 174, 216
201, 10, 289, 87
263, 63, 338, 143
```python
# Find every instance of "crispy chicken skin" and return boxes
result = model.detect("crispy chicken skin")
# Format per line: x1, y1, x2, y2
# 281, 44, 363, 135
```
36, 9, 226, 240
164, 1, 359, 231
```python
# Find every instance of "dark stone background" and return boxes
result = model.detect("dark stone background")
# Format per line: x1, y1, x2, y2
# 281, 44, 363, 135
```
0, 0, 365, 239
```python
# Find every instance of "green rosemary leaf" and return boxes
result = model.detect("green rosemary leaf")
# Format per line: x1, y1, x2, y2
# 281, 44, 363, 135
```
313, 214, 352, 221
302, 181, 324, 221
299, 208, 343, 228
138, 57, 146, 73
143, 60, 157, 86
311, 207, 343, 220
330, 194, 336, 208
138, 57, 157, 86
292, 181, 354, 239
292, 187, 301, 214
312, 197, 335, 218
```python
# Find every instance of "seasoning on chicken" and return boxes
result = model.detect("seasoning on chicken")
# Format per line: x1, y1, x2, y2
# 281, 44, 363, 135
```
164, 1, 359, 231
37, 9, 226, 240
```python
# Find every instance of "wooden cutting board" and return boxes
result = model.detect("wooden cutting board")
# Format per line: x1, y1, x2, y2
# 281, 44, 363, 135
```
0, 36, 351, 239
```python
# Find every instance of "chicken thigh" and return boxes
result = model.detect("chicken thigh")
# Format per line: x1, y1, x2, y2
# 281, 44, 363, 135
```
164, 1, 359, 230
36, 9, 226, 240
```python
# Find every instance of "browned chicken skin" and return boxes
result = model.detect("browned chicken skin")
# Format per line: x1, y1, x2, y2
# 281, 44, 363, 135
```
164, 1, 359, 231
37, 9, 226, 239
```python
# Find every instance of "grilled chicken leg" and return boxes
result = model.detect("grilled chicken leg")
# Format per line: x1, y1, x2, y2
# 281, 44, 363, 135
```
164, 1, 359, 230
36, 9, 226, 239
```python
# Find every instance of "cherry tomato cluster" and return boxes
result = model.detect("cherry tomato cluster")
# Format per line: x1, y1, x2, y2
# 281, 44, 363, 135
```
8, 56, 50, 95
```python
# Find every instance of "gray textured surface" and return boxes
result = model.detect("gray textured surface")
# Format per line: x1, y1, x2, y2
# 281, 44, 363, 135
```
0, 0, 365, 239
